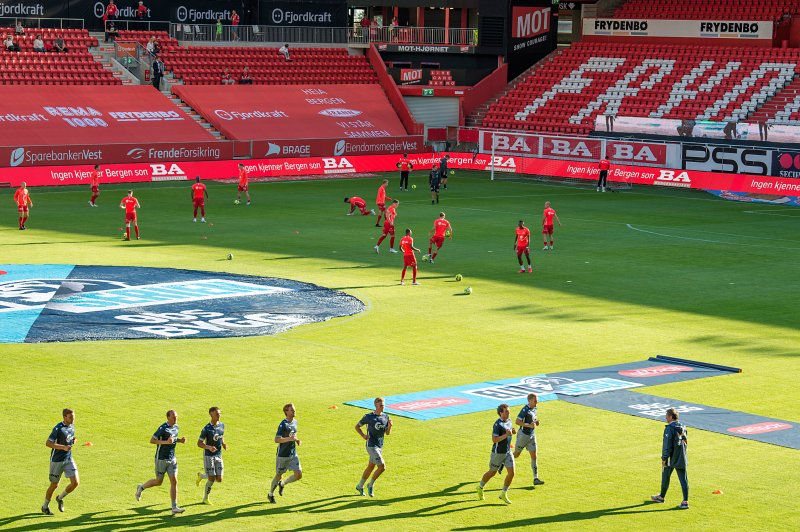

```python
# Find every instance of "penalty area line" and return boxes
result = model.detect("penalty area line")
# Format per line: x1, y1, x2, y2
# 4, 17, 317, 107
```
625, 224, 800, 250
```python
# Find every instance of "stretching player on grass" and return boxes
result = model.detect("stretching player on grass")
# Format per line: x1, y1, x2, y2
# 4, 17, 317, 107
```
541, 201, 561, 250
477, 403, 515, 504
514, 220, 532, 273
513, 393, 545, 487
355, 397, 392, 497
344, 196, 375, 216
269, 403, 302, 504
427, 212, 452, 264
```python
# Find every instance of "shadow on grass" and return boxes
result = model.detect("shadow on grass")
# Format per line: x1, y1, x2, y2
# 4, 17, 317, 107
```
453, 501, 672, 529
0, 483, 478, 531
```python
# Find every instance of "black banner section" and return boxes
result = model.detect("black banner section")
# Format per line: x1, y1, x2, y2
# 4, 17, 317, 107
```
506, 0, 558, 80
388, 67, 491, 87
560, 390, 800, 450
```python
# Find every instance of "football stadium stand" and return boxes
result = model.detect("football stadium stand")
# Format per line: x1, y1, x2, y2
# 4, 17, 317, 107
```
612, 0, 800, 22
481, 42, 800, 135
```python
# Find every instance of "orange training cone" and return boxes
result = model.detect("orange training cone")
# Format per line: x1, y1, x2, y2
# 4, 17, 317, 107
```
713, 489, 723, 495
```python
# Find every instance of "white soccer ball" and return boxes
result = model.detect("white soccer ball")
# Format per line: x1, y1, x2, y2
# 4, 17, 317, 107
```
227, 253, 234, 260
234, 199, 240, 205
422, 254, 429, 262
464, 286, 472, 295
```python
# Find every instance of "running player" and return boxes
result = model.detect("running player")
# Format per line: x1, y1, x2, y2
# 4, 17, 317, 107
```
13, 181, 32, 230
375, 179, 392, 226
541, 201, 561, 250
43, 408, 79, 515
89, 165, 101, 207
597, 158, 610, 192
399, 228, 421, 285
426, 212, 452, 264
344, 196, 375, 216
119, 190, 140, 241
374, 199, 399, 254
355, 397, 392, 497
196, 406, 225, 504
396, 153, 412, 191
440, 154, 450, 189
429, 164, 441, 205
135, 410, 186, 514
476, 403, 515, 505
514, 220, 532, 273
269, 403, 303, 504
191, 176, 209, 223
236, 163, 250, 205
513, 393, 545, 487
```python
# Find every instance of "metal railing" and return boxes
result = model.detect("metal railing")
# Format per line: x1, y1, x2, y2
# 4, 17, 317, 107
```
0, 17, 84, 30
114, 40, 149, 83
106, 20, 171, 32
169, 24, 478, 46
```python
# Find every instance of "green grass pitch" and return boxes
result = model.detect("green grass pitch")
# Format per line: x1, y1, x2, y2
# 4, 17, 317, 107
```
1, 172, 799, 531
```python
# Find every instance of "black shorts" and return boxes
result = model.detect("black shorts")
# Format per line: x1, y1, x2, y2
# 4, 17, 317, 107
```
430, 184, 440, 192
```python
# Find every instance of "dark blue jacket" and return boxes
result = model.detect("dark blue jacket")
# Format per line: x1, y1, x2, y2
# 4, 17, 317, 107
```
661, 420, 688, 469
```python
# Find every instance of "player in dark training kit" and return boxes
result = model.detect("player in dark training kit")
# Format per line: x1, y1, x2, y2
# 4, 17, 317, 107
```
196, 406, 226, 504
429, 164, 441, 204
477, 403, 516, 504
43, 408, 79, 515
355, 397, 392, 497
136, 410, 187, 514
513, 393, 545, 486
269, 403, 303, 504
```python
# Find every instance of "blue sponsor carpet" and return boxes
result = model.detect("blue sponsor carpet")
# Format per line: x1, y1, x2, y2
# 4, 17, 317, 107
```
0, 264, 364, 342
347, 356, 799, 449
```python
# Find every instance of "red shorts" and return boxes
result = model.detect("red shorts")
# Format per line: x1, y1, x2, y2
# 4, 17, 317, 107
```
403, 255, 417, 267
542, 224, 554, 235
193, 198, 205, 207
125, 212, 137, 223
516, 245, 529, 256
17, 205, 28, 213
91, 185, 99, 193
377, 203, 386, 212
382, 223, 395, 235
238, 184, 248, 192
431, 235, 444, 248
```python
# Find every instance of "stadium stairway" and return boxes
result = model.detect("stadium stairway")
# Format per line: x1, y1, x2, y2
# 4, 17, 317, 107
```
90, 34, 139, 86
166, 91, 226, 139
748, 77, 800, 125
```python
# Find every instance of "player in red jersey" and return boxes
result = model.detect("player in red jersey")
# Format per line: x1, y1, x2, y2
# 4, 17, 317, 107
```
191, 176, 209, 223
13, 181, 32, 230
119, 190, 140, 241
374, 179, 392, 227
541, 201, 561, 250
399, 228, 421, 285
89, 165, 101, 207
426, 212, 452, 264
514, 220, 532, 273
597, 158, 610, 192
374, 199, 399, 254
236, 163, 250, 205
344, 197, 375, 216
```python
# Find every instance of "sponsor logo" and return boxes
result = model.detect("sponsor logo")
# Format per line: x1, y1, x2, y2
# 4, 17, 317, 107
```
271, 8, 333, 26
108, 111, 183, 123
322, 157, 355, 173
214, 109, 289, 121
93, 2, 104, 18
682, 145, 770, 176
542, 138, 602, 160
400, 69, 423, 83
556, 378, 643, 396
699, 22, 760, 34
618, 365, 694, 378
319, 108, 362, 118
334, 140, 346, 156
150, 163, 187, 181
176, 6, 231, 23
490, 133, 534, 153
655, 169, 692, 187
594, 19, 648, 32
266, 143, 281, 157
388, 397, 470, 411
512, 7, 552, 39
629, 402, 704, 417
10, 147, 24, 167
126, 148, 146, 160
0, 265, 364, 342
773, 151, 800, 178
727, 422, 793, 435
607, 142, 667, 166
466, 376, 575, 400
484, 156, 517, 172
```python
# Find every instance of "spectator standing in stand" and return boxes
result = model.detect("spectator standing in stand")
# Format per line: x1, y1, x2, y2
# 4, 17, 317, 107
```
152, 56, 165, 90
105, 23, 119, 43
231, 10, 240, 41
136, 1, 148, 20
216, 19, 223, 41
104, 0, 118, 26
146, 36, 156, 57
390, 16, 398, 42
360, 16, 370, 38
